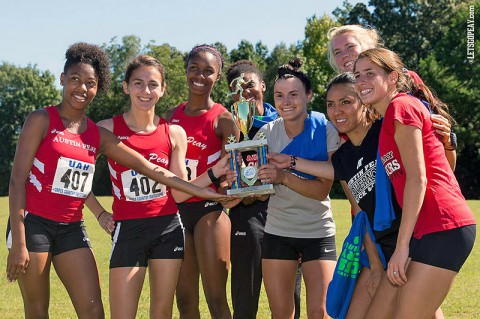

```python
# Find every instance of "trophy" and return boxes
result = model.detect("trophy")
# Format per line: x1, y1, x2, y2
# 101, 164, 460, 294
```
225, 74, 275, 197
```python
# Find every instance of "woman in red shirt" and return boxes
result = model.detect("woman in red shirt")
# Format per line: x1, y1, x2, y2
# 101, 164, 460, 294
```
354, 47, 476, 318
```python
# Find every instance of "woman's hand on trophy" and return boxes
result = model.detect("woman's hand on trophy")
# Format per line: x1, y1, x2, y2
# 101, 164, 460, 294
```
200, 187, 238, 204
242, 193, 269, 205
224, 169, 249, 188
235, 152, 244, 166
225, 169, 237, 188
267, 152, 291, 169
258, 163, 285, 185
211, 153, 232, 178
221, 197, 243, 209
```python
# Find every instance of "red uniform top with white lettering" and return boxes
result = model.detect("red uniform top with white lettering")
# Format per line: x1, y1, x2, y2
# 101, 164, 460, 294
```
169, 102, 226, 202
379, 93, 475, 239
108, 115, 178, 220
25, 105, 100, 222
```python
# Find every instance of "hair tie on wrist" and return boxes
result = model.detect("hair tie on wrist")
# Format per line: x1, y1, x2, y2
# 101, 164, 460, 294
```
445, 132, 457, 151
97, 210, 107, 221
289, 155, 297, 170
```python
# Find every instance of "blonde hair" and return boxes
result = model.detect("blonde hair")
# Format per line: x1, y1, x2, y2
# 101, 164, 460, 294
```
327, 25, 382, 73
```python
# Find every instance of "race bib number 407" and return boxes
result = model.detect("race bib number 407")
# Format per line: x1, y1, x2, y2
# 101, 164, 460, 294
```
121, 170, 167, 202
52, 157, 94, 198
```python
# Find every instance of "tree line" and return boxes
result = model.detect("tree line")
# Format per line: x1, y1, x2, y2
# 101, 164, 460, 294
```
0, 0, 478, 198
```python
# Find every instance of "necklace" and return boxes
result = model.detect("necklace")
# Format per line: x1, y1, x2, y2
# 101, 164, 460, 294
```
64, 115, 86, 133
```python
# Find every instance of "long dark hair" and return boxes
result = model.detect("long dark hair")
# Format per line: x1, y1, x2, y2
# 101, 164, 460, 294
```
327, 72, 378, 123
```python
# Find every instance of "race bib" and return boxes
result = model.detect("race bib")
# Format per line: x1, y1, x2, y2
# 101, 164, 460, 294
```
52, 156, 94, 198
121, 169, 167, 202
185, 158, 199, 181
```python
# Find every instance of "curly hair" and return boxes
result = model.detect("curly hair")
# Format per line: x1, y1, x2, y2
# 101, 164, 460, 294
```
226, 60, 263, 85
64, 42, 111, 94
275, 57, 311, 93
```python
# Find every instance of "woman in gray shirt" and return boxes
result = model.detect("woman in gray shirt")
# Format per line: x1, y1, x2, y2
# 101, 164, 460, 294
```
256, 58, 340, 319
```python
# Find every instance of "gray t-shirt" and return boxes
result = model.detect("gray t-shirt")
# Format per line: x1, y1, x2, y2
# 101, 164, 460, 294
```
257, 117, 340, 238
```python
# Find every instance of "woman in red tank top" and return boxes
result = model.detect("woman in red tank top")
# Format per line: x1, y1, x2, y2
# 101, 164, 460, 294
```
7, 43, 234, 319
96, 54, 234, 319
166, 45, 239, 318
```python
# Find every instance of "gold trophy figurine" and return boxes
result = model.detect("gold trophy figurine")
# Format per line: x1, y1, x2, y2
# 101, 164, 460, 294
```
226, 74, 275, 197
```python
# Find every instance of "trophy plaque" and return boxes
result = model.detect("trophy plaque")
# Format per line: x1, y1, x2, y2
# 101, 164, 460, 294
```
226, 74, 275, 197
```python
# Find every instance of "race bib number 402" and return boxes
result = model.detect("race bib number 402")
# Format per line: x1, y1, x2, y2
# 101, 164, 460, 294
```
52, 157, 94, 198
121, 170, 167, 202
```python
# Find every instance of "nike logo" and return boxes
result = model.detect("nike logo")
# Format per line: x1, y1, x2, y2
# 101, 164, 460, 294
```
324, 248, 335, 253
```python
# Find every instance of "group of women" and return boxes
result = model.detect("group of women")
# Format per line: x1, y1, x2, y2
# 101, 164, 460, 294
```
5, 24, 475, 319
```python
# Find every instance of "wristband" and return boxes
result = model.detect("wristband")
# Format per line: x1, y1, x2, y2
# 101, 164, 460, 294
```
97, 210, 107, 221
207, 168, 221, 188
289, 155, 297, 170
444, 132, 457, 151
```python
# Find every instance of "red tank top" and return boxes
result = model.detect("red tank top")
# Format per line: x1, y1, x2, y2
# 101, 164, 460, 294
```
108, 115, 178, 220
25, 105, 100, 222
169, 102, 226, 202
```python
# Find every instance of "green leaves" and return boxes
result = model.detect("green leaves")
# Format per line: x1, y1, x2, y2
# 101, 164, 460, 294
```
0, 63, 61, 194
334, 0, 480, 198
1, 1, 478, 197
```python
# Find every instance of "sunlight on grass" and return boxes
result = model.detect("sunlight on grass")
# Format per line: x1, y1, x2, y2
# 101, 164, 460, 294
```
0, 197, 478, 318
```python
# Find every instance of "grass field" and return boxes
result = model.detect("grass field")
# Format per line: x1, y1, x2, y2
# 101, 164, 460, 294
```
0, 197, 478, 318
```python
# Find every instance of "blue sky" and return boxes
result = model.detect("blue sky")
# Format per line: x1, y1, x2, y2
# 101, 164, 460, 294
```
1, 0, 365, 83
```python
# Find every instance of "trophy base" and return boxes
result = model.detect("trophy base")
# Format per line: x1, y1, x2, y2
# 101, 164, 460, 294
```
227, 184, 275, 197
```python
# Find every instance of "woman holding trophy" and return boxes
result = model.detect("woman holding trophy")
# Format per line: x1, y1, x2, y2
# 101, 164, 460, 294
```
225, 60, 303, 319
166, 44, 239, 319
252, 58, 341, 319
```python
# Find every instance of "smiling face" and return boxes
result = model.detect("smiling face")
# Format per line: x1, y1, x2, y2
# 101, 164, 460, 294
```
60, 62, 98, 111
326, 83, 366, 134
123, 65, 165, 112
331, 32, 367, 73
230, 72, 265, 109
186, 51, 221, 97
273, 77, 311, 122
354, 57, 398, 114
